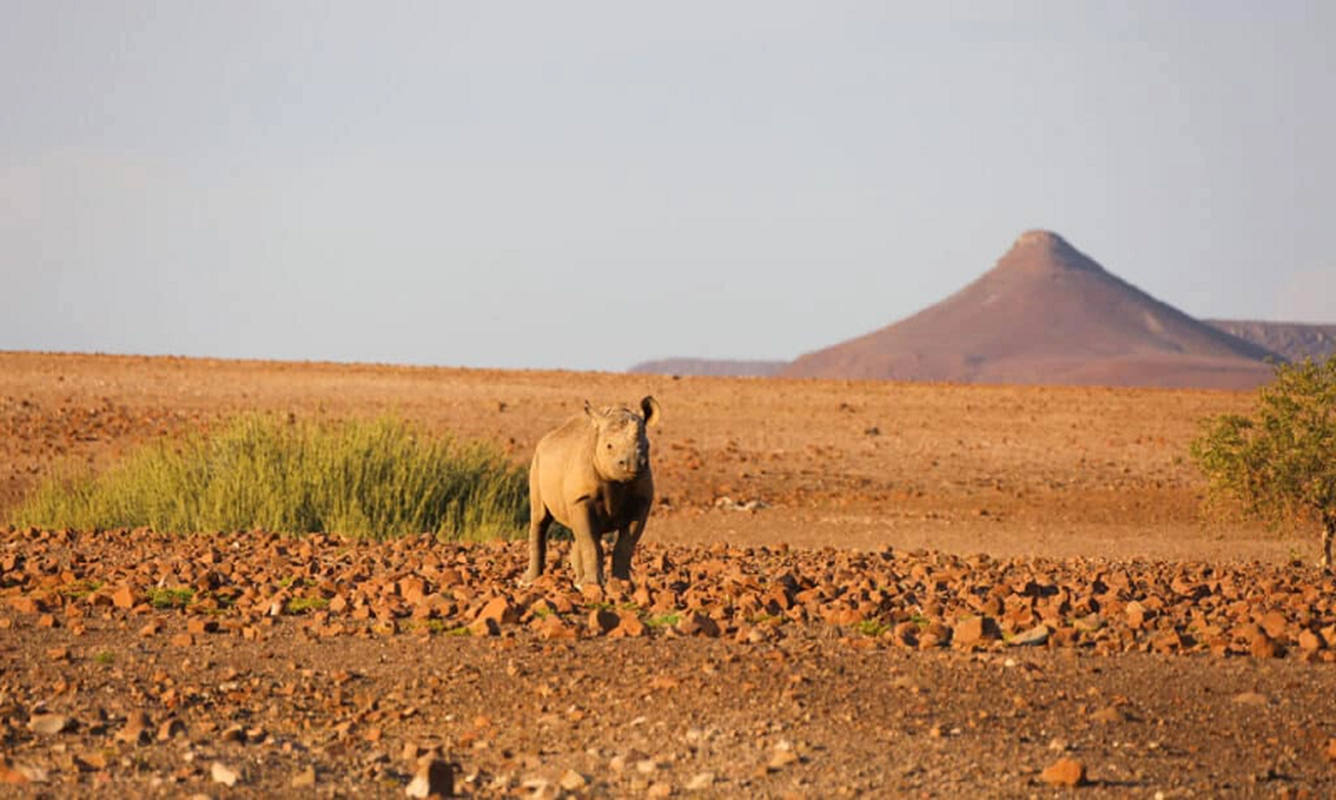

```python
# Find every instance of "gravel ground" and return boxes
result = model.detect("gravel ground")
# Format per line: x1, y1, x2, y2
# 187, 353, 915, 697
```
4, 528, 1336, 798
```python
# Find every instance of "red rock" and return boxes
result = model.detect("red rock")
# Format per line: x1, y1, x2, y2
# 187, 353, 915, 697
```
1124, 601, 1148, 630
609, 613, 647, 639
1250, 635, 1284, 659
169, 633, 194, 647
1260, 610, 1289, 640
186, 618, 218, 635
7, 596, 43, 615
676, 613, 721, 638
467, 617, 499, 637
952, 616, 1001, 648
824, 607, 865, 626
0, 758, 31, 785
475, 596, 520, 626
111, 585, 137, 610
534, 614, 577, 640
398, 577, 427, 605
1041, 757, 1087, 787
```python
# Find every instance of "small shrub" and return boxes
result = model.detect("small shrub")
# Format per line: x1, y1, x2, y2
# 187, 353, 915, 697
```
645, 613, 682, 628
14, 414, 529, 541
1191, 356, 1336, 567
93, 651, 115, 666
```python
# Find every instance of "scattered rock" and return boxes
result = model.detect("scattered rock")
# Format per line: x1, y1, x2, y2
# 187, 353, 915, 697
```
211, 761, 241, 787
1009, 624, 1051, 647
27, 713, 72, 735
291, 765, 317, 788
115, 711, 153, 745
1041, 757, 1087, 787
676, 613, 721, 638
405, 758, 454, 798
953, 616, 1001, 648
1091, 705, 1126, 724
475, 596, 520, 626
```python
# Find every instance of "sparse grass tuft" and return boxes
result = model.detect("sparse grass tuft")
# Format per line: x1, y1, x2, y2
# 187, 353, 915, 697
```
284, 596, 330, 614
854, 619, 892, 637
645, 612, 682, 628
93, 650, 115, 666
59, 580, 103, 600
146, 586, 195, 609
15, 414, 529, 541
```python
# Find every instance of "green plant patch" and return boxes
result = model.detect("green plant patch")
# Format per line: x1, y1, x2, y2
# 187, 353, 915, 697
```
93, 650, 116, 665
14, 413, 529, 541
854, 619, 892, 637
284, 596, 330, 614
645, 612, 682, 628
59, 580, 103, 599
146, 586, 195, 609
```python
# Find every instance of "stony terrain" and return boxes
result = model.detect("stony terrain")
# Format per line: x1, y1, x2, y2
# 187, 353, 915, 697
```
2, 351, 1335, 797
6, 528, 1336, 797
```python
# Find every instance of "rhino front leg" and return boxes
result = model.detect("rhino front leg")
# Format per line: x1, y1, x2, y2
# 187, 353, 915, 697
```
569, 502, 604, 587
525, 509, 552, 583
612, 501, 650, 581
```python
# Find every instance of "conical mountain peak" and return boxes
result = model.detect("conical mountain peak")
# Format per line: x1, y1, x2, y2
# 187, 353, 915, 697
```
780, 230, 1278, 389
994, 229, 1104, 275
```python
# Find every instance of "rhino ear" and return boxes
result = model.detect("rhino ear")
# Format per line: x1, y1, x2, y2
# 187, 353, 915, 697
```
640, 396, 661, 427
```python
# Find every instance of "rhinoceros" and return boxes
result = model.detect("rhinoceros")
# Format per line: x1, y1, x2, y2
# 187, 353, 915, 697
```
525, 396, 661, 587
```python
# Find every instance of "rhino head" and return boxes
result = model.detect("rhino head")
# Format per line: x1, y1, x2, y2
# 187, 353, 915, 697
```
588, 395, 661, 482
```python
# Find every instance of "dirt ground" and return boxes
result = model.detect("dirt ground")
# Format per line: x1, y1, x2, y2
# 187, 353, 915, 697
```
3, 351, 1334, 797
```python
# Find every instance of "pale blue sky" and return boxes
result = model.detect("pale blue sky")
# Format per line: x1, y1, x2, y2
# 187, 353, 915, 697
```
3, 2, 1332, 370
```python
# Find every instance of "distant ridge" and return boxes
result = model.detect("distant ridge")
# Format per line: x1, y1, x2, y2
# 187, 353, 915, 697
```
628, 358, 787, 378
781, 231, 1278, 389
1205, 320, 1336, 364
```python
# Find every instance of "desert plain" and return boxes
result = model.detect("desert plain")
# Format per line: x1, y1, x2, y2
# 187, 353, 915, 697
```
2, 351, 1336, 797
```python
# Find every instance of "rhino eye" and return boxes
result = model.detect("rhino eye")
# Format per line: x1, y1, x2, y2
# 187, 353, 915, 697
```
606, 443, 613, 450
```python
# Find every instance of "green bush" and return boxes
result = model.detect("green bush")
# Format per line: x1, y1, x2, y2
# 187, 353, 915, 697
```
1191, 356, 1336, 567
14, 414, 528, 541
